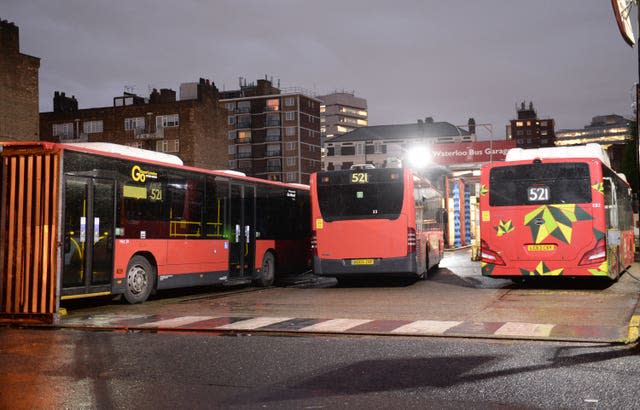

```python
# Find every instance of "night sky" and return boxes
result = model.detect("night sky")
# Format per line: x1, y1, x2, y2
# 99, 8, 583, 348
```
4, 0, 638, 139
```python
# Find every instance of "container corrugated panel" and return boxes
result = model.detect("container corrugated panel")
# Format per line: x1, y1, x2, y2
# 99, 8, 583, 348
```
0, 146, 60, 323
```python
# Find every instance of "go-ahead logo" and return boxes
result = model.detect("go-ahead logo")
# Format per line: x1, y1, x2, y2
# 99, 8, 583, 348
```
131, 165, 158, 182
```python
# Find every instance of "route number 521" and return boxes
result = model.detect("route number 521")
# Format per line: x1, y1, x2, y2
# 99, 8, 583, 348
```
527, 186, 549, 202
351, 172, 369, 184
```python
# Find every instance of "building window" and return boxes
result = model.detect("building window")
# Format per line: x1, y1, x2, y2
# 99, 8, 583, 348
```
285, 111, 295, 121
286, 127, 296, 136
285, 97, 295, 107
541, 121, 548, 126
156, 139, 179, 153
266, 128, 280, 141
83, 120, 103, 134
356, 143, 364, 156
156, 114, 179, 128
52, 123, 74, 139
266, 98, 280, 111
237, 101, 251, 113
126, 142, 144, 149
228, 116, 235, 125
286, 172, 297, 182
327, 147, 335, 156
286, 157, 296, 166
124, 117, 145, 131
238, 145, 252, 158
228, 130, 236, 140
228, 160, 237, 169
286, 142, 296, 151
341, 146, 356, 156
225, 103, 235, 111
516, 121, 524, 127
228, 145, 235, 155
237, 130, 251, 142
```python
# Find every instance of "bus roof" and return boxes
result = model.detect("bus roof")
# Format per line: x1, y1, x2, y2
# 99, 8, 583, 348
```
505, 143, 610, 167
62, 142, 184, 166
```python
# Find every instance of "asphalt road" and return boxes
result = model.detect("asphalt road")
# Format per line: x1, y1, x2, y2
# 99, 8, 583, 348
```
1, 327, 640, 409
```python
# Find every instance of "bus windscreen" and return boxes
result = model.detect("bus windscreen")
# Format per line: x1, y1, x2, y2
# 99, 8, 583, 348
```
489, 162, 592, 206
317, 170, 404, 221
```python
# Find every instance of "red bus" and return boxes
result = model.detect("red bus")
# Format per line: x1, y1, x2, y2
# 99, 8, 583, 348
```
310, 167, 445, 282
479, 144, 634, 281
0, 142, 310, 310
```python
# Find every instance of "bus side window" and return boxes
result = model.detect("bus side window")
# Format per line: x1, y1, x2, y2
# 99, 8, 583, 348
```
603, 177, 618, 230
204, 177, 226, 239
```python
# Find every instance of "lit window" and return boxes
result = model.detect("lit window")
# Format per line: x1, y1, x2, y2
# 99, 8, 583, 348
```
266, 98, 280, 111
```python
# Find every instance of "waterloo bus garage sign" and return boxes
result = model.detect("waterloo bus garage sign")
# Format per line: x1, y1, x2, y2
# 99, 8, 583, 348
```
429, 140, 516, 165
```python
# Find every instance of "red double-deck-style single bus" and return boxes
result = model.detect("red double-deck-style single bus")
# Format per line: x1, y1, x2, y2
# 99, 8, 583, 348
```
0, 142, 310, 310
479, 144, 634, 281
310, 167, 445, 282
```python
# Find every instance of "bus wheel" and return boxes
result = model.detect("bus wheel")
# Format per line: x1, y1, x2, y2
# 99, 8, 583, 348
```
255, 252, 275, 287
124, 255, 155, 304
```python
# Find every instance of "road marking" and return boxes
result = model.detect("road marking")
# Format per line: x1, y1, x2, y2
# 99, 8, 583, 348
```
391, 320, 462, 335
216, 317, 292, 330
495, 322, 555, 337
299, 318, 372, 332
139, 316, 215, 328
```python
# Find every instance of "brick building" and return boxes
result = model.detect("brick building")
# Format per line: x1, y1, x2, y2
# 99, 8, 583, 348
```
220, 78, 321, 184
40, 78, 228, 170
0, 19, 40, 140
506, 101, 555, 148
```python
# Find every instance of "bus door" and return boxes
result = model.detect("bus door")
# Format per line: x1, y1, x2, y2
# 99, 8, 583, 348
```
228, 183, 256, 278
62, 176, 115, 297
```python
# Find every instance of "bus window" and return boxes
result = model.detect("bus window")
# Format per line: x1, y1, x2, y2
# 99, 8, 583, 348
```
204, 176, 226, 239
317, 169, 404, 221
489, 162, 591, 206
168, 173, 204, 238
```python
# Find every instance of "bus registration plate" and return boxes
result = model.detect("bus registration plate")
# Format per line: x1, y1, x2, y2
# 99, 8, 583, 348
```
526, 244, 557, 252
351, 259, 375, 265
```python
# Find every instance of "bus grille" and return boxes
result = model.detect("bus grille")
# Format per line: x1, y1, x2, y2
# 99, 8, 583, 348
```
0, 147, 60, 323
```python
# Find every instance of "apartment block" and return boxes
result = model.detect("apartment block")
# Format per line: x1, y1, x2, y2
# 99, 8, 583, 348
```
220, 79, 321, 184
317, 91, 368, 140
506, 101, 555, 148
0, 19, 40, 140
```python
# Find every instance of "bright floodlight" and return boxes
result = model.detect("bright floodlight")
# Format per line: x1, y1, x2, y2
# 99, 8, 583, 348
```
406, 145, 431, 169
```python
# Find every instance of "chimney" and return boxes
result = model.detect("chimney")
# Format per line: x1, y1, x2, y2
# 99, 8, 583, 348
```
468, 117, 476, 134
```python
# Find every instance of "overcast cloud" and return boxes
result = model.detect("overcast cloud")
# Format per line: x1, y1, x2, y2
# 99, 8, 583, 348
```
3, 0, 638, 139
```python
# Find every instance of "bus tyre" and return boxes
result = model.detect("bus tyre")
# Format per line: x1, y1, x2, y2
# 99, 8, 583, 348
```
124, 255, 155, 304
255, 252, 275, 287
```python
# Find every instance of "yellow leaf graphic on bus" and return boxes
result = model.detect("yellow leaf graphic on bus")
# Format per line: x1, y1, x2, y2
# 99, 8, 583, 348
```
524, 204, 592, 244
495, 220, 514, 237
480, 185, 488, 196
592, 182, 604, 194
588, 261, 609, 276
520, 261, 563, 276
